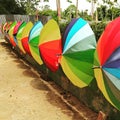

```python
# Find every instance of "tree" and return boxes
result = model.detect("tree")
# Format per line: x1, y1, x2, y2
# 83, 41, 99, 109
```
44, 5, 50, 10
87, 0, 98, 21
62, 5, 77, 21
56, 0, 61, 21
102, 0, 119, 20
0, 4, 9, 14
97, 5, 107, 21
107, 7, 120, 20
76, 0, 78, 18
39, 8, 58, 21
19, 0, 40, 15
67, 0, 79, 18
0, 0, 26, 14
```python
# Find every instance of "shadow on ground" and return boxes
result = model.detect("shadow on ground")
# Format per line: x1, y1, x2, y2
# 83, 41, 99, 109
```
1, 41, 98, 120
30, 78, 98, 120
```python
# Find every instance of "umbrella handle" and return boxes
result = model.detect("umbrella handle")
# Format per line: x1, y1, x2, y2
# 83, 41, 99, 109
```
56, 53, 62, 57
56, 53, 62, 64
92, 66, 102, 69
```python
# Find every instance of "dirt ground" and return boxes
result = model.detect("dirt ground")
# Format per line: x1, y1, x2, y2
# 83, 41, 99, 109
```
0, 39, 98, 120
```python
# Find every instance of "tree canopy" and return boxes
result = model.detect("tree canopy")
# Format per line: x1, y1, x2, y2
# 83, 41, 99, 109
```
0, 0, 26, 14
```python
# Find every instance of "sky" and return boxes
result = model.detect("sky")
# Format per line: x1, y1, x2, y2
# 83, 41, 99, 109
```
38, 0, 92, 13
38, 0, 120, 14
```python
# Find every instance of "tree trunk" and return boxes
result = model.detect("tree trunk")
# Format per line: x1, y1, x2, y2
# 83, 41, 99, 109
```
56, 0, 61, 21
76, 0, 78, 18
95, 9, 98, 22
91, 0, 94, 20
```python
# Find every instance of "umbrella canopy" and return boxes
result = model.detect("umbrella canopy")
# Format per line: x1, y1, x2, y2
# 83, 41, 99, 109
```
60, 18, 96, 88
16, 22, 27, 53
21, 21, 33, 55
3, 22, 13, 41
6, 21, 13, 33
2, 22, 8, 33
29, 21, 43, 65
1, 23, 4, 34
39, 19, 62, 71
13, 21, 23, 45
8, 21, 17, 47
94, 17, 120, 110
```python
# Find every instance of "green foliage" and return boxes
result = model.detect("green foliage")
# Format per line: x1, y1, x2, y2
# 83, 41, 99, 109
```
62, 4, 92, 22
39, 10, 58, 21
20, 0, 40, 15
0, 4, 9, 14
59, 21, 69, 35
62, 5, 76, 21
79, 10, 92, 21
0, 0, 26, 14
97, 5, 107, 21
43, 0, 49, 1
90, 21, 107, 41
97, 4, 120, 21
107, 7, 120, 20
96, 0, 120, 21
67, 0, 72, 3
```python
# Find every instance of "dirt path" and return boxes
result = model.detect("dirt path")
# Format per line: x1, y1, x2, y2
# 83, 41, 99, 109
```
0, 39, 98, 120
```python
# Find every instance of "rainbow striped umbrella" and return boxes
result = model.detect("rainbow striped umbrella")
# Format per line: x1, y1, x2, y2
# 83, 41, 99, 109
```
29, 21, 43, 65
94, 17, 120, 111
38, 19, 62, 71
21, 21, 33, 55
6, 21, 13, 33
38, 18, 96, 88
4, 22, 13, 41
13, 21, 23, 45
8, 21, 17, 47
61, 18, 96, 88
2, 22, 8, 33
16, 22, 27, 52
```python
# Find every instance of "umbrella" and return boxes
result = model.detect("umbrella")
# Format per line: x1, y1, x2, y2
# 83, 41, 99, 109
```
2, 22, 8, 33
21, 21, 33, 55
60, 18, 96, 88
13, 21, 23, 45
5, 21, 13, 33
16, 22, 27, 53
1, 22, 5, 34
8, 21, 17, 47
4, 22, 13, 41
39, 19, 62, 71
94, 17, 120, 110
29, 21, 43, 65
